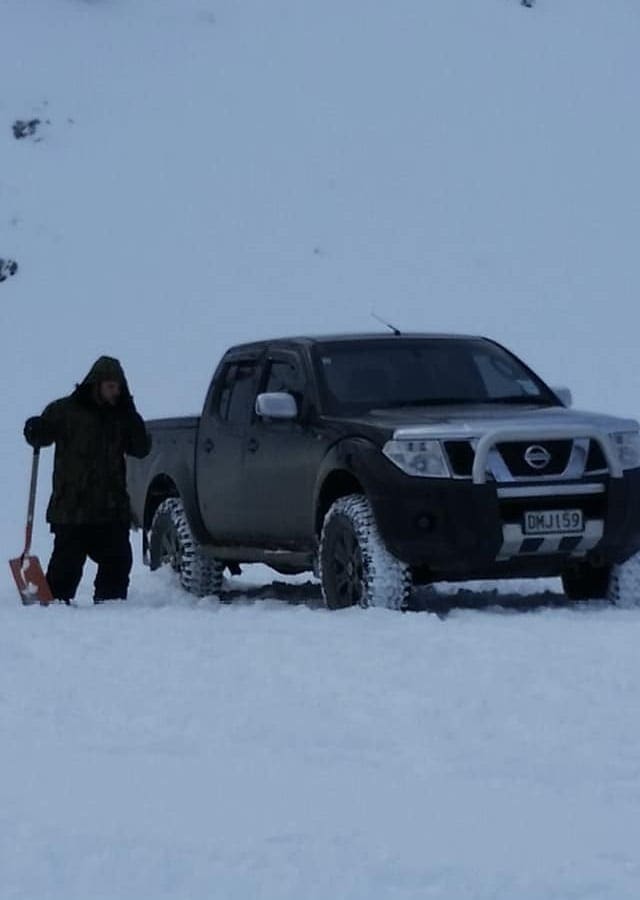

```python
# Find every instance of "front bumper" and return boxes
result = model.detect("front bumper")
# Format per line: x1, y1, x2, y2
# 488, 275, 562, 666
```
359, 449, 640, 579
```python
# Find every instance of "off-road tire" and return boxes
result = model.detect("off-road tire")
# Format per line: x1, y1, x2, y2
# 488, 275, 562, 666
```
319, 494, 412, 610
608, 551, 640, 608
149, 497, 224, 597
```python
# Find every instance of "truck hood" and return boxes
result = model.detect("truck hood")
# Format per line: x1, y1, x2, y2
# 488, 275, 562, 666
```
343, 404, 639, 441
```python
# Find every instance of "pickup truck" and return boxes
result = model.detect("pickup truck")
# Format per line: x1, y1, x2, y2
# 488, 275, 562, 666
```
127, 333, 640, 608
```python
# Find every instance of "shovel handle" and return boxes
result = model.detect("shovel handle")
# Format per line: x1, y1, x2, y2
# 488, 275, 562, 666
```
23, 448, 41, 558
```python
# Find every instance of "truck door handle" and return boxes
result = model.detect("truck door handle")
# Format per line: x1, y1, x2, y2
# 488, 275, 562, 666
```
247, 437, 259, 453
203, 438, 214, 453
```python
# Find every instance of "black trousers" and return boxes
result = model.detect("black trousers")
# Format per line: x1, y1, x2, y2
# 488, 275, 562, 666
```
47, 524, 133, 602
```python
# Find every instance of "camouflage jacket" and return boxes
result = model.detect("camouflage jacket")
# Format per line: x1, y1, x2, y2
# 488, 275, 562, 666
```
37, 357, 151, 525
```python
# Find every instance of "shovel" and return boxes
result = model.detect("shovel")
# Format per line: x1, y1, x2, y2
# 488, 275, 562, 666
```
9, 449, 53, 605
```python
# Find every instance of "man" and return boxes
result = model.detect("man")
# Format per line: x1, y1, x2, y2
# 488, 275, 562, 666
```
23, 356, 151, 605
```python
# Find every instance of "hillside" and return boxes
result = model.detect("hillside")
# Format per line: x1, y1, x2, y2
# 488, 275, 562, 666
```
2, 2, 640, 898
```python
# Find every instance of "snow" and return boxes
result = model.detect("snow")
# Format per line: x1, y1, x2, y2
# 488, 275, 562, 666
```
2, 0, 640, 897
4, 567, 640, 899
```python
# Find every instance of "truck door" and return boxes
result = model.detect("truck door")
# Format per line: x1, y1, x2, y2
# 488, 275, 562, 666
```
196, 356, 261, 544
242, 350, 328, 549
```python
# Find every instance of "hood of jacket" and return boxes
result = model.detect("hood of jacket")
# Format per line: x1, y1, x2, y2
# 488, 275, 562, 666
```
75, 356, 133, 406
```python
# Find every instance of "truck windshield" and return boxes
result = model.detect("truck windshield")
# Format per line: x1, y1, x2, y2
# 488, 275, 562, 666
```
314, 339, 556, 415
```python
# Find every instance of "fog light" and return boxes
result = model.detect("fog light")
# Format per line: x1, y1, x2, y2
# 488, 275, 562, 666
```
416, 514, 434, 532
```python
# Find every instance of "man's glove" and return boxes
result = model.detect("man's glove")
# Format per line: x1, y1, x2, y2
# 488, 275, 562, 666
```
23, 416, 48, 448
119, 394, 138, 416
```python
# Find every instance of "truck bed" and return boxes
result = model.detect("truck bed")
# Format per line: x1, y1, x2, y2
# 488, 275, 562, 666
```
127, 416, 200, 530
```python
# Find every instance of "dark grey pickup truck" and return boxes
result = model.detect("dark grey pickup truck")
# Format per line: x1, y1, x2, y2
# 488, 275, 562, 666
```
127, 333, 640, 608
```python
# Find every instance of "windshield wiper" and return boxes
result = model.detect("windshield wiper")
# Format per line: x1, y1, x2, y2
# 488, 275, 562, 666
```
377, 398, 479, 408
483, 396, 552, 406
377, 395, 552, 409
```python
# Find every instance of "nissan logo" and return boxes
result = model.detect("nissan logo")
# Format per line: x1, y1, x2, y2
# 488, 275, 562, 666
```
524, 445, 552, 470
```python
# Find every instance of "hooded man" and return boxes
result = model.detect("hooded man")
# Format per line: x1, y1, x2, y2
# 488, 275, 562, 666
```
23, 356, 151, 604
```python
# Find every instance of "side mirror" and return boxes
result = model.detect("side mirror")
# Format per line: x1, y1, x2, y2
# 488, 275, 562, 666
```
255, 392, 298, 420
553, 386, 573, 408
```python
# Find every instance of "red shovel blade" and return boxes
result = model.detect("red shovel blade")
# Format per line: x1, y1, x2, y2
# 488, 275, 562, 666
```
9, 555, 54, 606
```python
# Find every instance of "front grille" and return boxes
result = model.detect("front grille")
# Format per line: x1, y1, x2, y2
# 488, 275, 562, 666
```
444, 440, 475, 477
445, 437, 611, 480
496, 440, 572, 477
585, 440, 607, 473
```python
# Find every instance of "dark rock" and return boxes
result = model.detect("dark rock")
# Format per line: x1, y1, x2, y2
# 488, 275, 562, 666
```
0, 258, 18, 282
12, 119, 41, 140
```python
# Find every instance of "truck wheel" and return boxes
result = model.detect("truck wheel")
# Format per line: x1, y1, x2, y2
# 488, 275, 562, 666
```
561, 563, 612, 601
149, 498, 224, 597
608, 551, 640, 608
319, 494, 412, 610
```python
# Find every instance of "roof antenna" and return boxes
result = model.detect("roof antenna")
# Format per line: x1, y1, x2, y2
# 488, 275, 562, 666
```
371, 311, 402, 336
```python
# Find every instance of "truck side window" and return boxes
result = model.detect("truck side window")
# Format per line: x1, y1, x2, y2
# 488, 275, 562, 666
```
216, 363, 237, 418
265, 360, 304, 398
217, 361, 258, 424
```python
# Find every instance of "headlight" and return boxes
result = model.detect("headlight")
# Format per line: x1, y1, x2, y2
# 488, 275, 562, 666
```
610, 431, 640, 470
382, 439, 450, 478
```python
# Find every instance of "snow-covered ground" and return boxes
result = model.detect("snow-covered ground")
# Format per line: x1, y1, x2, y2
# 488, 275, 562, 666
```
2, 0, 640, 897
4, 566, 640, 899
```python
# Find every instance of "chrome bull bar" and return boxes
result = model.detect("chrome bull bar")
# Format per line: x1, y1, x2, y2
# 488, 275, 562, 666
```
471, 427, 619, 560
471, 427, 622, 484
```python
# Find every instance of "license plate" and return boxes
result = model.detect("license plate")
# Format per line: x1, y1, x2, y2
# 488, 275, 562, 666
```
523, 509, 584, 535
